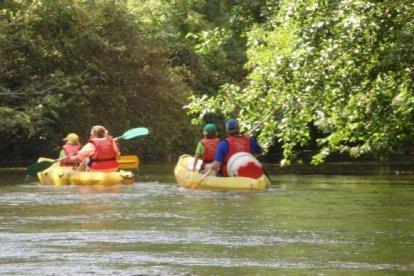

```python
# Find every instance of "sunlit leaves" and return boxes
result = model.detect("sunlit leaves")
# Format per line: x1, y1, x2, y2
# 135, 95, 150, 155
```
186, 0, 414, 165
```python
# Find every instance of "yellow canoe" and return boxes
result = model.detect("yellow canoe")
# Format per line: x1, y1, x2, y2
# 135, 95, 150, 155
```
36, 157, 135, 186
174, 155, 271, 191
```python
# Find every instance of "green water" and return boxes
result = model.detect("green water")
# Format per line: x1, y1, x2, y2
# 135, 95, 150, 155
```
0, 164, 413, 275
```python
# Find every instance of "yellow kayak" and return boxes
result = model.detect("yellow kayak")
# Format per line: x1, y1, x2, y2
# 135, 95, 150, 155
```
174, 155, 271, 191
36, 157, 135, 186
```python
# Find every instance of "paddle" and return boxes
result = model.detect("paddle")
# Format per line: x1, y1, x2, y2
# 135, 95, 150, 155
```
114, 127, 149, 141
117, 155, 140, 169
247, 107, 278, 135
26, 127, 149, 176
198, 168, 212, 184
27, 158, 66, 177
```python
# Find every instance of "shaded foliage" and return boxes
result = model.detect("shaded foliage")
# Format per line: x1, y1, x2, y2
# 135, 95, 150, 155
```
0, 0, 195, 165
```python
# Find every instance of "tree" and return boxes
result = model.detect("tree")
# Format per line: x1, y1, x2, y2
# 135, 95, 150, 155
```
186, 0, 414, 165
0, 0, 195, 164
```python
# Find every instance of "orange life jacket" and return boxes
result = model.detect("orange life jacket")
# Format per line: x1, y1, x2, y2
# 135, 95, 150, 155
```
60, 144, 80, 167
89, 137, 118, 171
200, 138, 220, 169
221, 136, 251, 176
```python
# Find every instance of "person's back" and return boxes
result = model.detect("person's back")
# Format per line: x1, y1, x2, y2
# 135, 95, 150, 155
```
70, 125, 120, 172
192, 123, 219, 173
89, 136, 118, 171
209, 119, 263, 177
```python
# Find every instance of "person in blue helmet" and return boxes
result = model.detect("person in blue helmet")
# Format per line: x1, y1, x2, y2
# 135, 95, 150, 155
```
207, 118, 262, 176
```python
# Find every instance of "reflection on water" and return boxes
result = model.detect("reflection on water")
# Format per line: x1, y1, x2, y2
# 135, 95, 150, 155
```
0, 163, 413, 275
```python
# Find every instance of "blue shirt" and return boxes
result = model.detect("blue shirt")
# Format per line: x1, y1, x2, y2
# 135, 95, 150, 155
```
214, 136, 262, 163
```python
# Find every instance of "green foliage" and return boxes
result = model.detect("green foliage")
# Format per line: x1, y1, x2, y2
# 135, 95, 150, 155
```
1, 0, 413, 166
186, 0, 414, 165
0, 0, 196, 165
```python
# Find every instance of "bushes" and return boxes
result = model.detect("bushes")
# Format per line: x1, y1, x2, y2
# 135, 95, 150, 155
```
0, 0, 195, 164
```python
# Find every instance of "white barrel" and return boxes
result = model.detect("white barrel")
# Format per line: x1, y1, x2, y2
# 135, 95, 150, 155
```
227, 152, 264, 179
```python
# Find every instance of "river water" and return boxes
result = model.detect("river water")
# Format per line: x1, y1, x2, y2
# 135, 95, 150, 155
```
0, 163, 413, 275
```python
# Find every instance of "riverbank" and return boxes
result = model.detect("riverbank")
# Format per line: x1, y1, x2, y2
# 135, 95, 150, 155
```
3, 160, 414, 176
265, 161, 414, 175
263, 152, 414, 175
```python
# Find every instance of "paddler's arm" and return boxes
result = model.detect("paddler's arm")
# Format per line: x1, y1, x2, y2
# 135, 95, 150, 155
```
192, 155, 201, 172
70, 142, 95, 163
209, 160, 221, 174
192, 142, 204, 171
249, 136, 262, 154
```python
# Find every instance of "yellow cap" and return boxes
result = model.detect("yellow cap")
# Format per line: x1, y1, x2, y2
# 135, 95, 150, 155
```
63, 133, 79, 143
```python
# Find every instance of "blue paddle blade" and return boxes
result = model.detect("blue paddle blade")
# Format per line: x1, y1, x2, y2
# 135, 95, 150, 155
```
117, 127, 149, 140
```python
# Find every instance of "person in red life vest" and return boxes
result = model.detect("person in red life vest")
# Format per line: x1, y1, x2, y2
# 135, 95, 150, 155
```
192, 123, 220, 173
207, 118, 263, 177
59, 133, 81, 167
70, 125, 120, 172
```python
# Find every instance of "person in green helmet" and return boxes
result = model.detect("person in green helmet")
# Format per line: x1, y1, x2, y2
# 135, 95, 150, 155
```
192, 123, 220, 173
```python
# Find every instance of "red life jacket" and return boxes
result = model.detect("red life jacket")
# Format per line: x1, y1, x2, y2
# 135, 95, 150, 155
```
221, 136, 251, 176
89, 137, 118, 171
200, 138, 219, 168
60, 144, 80, 167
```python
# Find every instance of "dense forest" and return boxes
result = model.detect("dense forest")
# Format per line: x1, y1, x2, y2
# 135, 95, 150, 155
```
1, 0, 413, 166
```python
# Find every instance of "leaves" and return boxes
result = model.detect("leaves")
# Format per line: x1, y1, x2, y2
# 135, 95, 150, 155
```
0, 0, 196, 164
186, 0, 414, 165
1, 0, 414, 166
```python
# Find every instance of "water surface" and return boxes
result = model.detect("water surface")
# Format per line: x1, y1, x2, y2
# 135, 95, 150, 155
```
0, 163, 413, 275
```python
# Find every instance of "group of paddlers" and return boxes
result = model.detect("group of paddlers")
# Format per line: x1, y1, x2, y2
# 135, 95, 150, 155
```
60, 119, 263, 177
192, 118, 263, 177
59, 125, 120, 172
